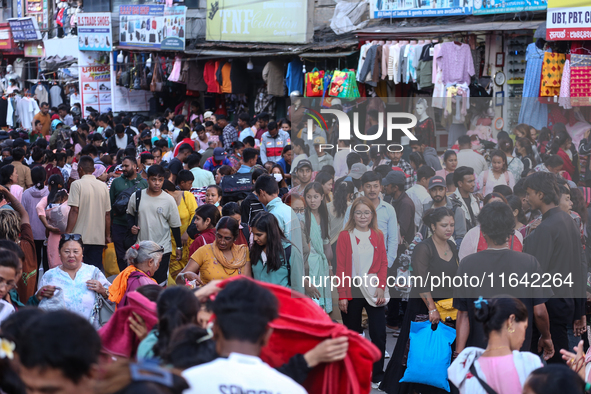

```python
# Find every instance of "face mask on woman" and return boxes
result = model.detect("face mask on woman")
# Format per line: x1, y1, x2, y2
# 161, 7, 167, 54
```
214, 201, 220, 207
273, 173, 283, 183
295, 212, 305, 222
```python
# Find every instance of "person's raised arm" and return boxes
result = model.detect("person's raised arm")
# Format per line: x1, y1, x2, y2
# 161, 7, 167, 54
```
0, 185, 29, 225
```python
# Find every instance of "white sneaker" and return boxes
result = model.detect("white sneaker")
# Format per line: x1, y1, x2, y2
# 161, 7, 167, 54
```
371, 382, 383, 391
385, 350, 390, 358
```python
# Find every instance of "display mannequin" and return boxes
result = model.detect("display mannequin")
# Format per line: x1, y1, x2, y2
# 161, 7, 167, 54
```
3, 65, 21, 92
414, 98, 435, 147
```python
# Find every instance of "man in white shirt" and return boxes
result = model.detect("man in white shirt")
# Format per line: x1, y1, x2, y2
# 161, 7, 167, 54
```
406, 165, 436, 229
456, 135, 488, 175
182, 279, 307, 394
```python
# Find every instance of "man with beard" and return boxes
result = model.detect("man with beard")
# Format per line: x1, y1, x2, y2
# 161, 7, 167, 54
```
421, 176, 467, 246
109, 156, 148, 271
386, 150, 413, 190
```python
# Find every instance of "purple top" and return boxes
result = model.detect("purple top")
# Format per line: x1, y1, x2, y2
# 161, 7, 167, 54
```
21, 186, 49, 240
119, 270, 155, 307
436, 42, 475, 85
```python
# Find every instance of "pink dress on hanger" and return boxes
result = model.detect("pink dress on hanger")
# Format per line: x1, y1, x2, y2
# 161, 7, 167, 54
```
168, 56, 182, 82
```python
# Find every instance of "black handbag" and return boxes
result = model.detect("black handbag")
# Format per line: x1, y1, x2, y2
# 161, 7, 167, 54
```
124, 188, 142, 250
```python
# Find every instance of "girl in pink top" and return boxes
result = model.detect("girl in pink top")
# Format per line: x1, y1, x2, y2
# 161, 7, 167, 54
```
435, 150, 457, 179
449, 296, 544, 394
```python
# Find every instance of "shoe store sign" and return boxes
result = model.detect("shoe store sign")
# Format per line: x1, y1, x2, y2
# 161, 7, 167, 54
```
79, 51, 111, 118
206, 0, 314, 44
119, 5, 186, 50
547, 0, 591, 40
78, 13, 112, 51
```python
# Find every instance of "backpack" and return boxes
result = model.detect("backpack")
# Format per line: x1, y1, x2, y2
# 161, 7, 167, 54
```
131, 115, 146, 128
113, 185, 140, 216
220, 173, 253, 202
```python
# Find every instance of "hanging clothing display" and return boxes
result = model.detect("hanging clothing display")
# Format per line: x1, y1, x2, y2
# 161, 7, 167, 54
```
34, 84, 49, 104
519, 43, 548, 131
569, 54, 591, 107
49, 85, 63, 107
230, 60, 248, 95
539, 52, 565, 97
437, 42, 475, 85
203, 60, 221, 93
262, 60, 285, 96
285, 58, 304, 95
559, 59, 572, 109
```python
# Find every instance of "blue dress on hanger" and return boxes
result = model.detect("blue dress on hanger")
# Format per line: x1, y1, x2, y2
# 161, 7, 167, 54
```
518, 43, 548, 131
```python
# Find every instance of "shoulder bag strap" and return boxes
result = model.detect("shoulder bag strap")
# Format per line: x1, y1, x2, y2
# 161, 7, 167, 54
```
504, 171, 510, 185
482, 170, 488, 190
134, 188, 142, 227
469, 363, 499, 394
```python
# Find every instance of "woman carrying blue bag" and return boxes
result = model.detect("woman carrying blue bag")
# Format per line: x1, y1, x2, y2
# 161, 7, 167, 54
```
380, 207, 459, 393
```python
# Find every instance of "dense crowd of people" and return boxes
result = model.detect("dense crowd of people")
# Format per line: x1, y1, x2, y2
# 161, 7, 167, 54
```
0, 102, 590, 394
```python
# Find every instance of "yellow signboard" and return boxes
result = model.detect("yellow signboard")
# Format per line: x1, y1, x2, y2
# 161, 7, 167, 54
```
206, 0, 313, 44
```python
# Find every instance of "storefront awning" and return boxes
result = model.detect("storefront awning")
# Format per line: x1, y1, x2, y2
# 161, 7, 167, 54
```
356, 20, 543, 37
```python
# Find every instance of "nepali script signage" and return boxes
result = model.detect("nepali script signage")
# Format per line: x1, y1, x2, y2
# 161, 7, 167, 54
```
206, 0, 314, 44
370, 0, 472, 18
547, 0, 591, 40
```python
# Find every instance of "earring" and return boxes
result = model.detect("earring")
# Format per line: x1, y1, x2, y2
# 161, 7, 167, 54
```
508, 325, 515, 333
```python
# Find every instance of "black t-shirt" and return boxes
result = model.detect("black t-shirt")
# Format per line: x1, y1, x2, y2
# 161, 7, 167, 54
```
453, 249, 552, 352
168, 158, 183, 176
463, 197, 476, 225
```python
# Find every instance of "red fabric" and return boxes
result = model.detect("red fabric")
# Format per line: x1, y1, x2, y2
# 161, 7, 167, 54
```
255, 128, 267, 141
476, 231, 522, 253
335, 229, 388, 300
189, 228, 216, 256
203, 60, 221, 93
218, 277, 381, 394
235, 226, 248, 246
98, 292, 158, 358
557, 148, 576, 178
44, 164, 62, 179
173, 138, 196, 157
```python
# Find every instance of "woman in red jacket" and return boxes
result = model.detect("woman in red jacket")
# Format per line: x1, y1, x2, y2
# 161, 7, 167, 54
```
552, 131, 576, 180
337, 196, 388, 388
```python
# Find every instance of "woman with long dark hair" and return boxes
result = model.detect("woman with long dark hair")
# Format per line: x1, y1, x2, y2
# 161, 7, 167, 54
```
270, 164, 289, 198
475, 150, 515, 196
327, 180, 355, 272
516, 137, 537, 177
21, 167, 48, 274
381, 207, 458, 393
0, 165, 22, 202
250, 212, 303, 292
176, 217, 250, 286
187, 204, 222, 257
137, 286, 199, 361
499, 139, 524, 182
302, 182, 332, 313
435, 150, 458, 179
551, 131, 578, 181
507, 195, 527, 231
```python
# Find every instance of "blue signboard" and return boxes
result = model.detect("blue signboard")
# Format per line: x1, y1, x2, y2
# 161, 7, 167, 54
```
371, 0, 473, 18
78, 13, 112, 51
8, 18, 42, 41
473, 0, 546, 15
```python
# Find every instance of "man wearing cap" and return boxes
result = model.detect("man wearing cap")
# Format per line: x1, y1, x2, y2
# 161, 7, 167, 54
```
203, 147, 231, 174
311, 136, 333, 171
421, 176, 467, 245
287, 159, 313, 196
260, 121, 290, 164
406, 165, 436, 229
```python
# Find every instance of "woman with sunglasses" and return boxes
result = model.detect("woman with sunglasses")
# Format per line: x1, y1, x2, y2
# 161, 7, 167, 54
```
176, 217, 251, 286
37, 233, 111, 323
108, 241, 162, 307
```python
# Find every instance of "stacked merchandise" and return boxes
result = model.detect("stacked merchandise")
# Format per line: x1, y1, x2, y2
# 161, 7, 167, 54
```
303, 68, 360, 99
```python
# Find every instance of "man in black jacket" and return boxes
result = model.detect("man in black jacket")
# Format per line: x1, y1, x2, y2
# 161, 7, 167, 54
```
107, 124, 134, 155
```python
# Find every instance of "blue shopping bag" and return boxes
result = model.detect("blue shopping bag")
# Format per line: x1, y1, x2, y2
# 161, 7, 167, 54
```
399, 320, 456, 392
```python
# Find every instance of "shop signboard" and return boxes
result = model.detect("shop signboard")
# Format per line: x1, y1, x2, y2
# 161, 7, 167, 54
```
370, 0, 473, 18
78, 51, 111, 118
473, 0, 546, 15
8, 17, 42, 41
547, 0, 591, 40
24, 42, 44, 57
78, 13, 112, 51
119, 5, 186, 50
206, 0, 314, 44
